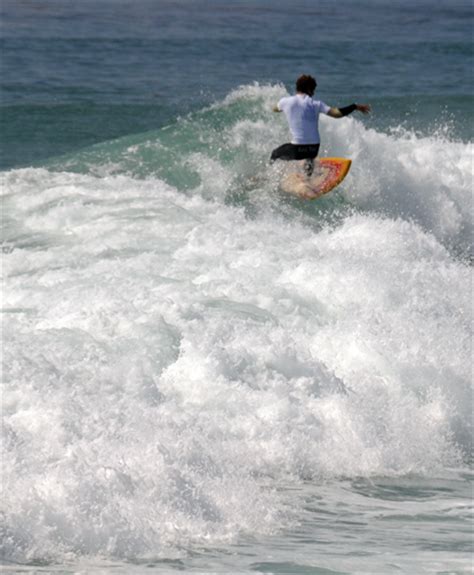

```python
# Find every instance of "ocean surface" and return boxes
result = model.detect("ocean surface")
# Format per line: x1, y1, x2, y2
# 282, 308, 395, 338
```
1, 1, 473, 573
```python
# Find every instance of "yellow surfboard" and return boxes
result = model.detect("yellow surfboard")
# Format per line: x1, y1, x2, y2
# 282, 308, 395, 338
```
281, 157, 352, 200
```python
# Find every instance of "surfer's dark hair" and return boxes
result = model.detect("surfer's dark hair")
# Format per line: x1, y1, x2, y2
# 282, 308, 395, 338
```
296, 75, 317, 95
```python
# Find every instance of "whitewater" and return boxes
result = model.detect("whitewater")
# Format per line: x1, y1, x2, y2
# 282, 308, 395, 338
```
1, 85, 473, 573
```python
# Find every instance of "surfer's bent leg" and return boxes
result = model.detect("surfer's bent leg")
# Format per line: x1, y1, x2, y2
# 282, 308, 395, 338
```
299, 144, 320, 176
270, 143, 320, 176
270, 143, 298, 162
303, 158, 314, 176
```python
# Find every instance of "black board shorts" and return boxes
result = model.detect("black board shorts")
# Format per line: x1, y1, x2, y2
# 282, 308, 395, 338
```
270, 143, 320, 162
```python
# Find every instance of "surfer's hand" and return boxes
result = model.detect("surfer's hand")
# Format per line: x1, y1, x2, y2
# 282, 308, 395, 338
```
356, 104, 371, 115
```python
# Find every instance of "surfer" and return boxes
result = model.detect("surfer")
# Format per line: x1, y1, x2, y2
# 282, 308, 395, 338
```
271, 75, 371, 176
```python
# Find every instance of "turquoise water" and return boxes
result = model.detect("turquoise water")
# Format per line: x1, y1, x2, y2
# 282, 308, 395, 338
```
1, 1, 473, 573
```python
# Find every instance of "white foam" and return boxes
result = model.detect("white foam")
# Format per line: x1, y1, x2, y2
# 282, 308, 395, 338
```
321, 115, 472, 254
2, 161, 471, 561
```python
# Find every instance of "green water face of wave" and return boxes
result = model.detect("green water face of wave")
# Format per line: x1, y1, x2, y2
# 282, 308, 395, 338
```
43, 89, 277, 182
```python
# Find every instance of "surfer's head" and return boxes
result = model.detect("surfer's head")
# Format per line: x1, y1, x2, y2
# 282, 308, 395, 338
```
296, 75, 317, 96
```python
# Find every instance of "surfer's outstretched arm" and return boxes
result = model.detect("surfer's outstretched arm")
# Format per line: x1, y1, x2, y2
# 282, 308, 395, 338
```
328, 104, 371, 118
